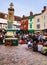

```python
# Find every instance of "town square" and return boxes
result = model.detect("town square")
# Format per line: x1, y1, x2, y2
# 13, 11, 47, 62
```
0, 0, 47, 65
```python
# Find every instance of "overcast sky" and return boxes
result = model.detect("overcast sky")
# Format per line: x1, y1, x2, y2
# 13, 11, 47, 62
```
0, 0, 47, 17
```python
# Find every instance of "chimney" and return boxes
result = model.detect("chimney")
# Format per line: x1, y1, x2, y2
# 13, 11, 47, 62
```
30, 12, 33, 16
42, 6, 46, 13
22, 15, 25, 18
44, 6, 46, 11
42, 10, 44, 13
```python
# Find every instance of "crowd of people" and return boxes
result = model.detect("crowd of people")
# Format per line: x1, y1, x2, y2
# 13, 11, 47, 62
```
17, 32, 47, 55
0, 30, 47, 55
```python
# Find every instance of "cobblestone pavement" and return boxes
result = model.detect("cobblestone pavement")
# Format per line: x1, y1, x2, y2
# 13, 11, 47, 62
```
0, 44, 47, 65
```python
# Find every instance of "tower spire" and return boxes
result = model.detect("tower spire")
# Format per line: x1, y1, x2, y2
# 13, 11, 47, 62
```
10, 2, 14, 8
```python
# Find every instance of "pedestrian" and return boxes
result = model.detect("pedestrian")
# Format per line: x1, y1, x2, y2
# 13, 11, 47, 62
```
37, 41, 43, 53
27, 39, 33, 49
33, 41, 38, 51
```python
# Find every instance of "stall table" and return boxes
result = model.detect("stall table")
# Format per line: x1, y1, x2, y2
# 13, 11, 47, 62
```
5, 38, 18, 46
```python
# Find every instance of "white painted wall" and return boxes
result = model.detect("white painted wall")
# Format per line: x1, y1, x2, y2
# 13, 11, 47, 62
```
33, 10, 47, 30
0, 18, 21, 30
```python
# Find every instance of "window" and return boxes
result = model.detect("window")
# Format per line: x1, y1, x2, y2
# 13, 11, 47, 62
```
17, 21, 20, 24
30, 24, 32, 28
37, 24, 40, 29
42, 15, 45, 19
16, 26, 20, 28
44, 15, 45, 19
37, 18, 40, 22
44, 22, 45, 28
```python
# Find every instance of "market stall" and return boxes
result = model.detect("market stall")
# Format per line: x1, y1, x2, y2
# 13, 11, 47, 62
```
5, 30, 19, 46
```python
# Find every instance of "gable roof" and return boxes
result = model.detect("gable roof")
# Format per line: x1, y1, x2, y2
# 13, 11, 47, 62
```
0, 12, 21, 21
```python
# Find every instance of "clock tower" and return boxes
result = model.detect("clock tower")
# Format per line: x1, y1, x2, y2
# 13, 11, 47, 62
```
7, 3, 14, 28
